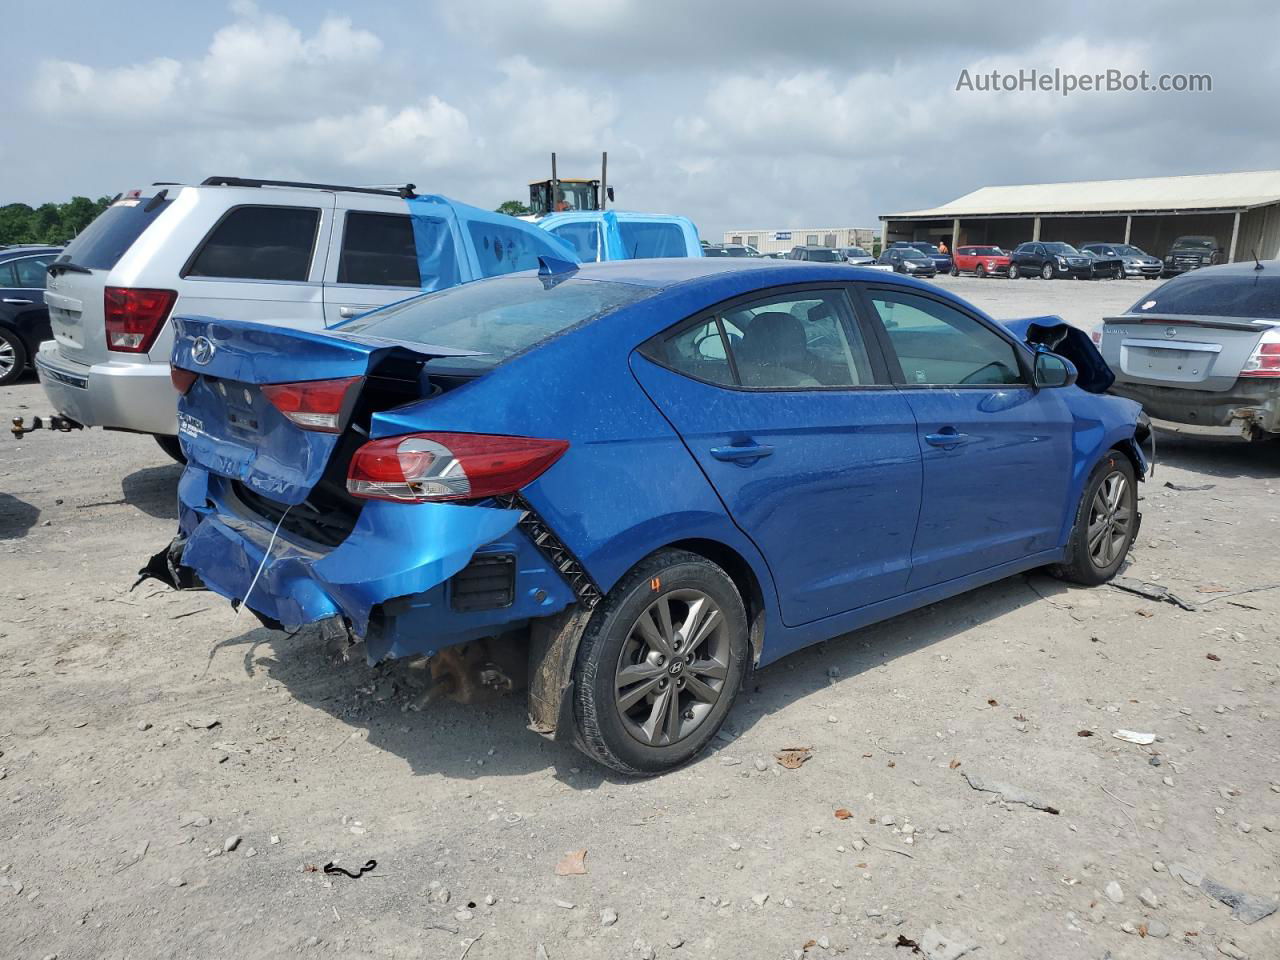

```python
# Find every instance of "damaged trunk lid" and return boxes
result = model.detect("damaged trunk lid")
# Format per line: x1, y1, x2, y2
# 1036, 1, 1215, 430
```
171, 314, 480, 506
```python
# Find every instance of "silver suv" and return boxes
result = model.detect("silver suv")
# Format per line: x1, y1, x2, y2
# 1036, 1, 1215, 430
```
37, 177, 571, 459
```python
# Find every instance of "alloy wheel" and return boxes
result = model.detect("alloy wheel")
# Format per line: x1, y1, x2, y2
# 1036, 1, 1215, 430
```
1087, 471, 1133, 568
614, 589, 731, 747
0, 339, 15, 381
1041, 263, 1054, 279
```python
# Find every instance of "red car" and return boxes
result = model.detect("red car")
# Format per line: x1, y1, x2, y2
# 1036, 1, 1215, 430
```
952, 245, 1011, 278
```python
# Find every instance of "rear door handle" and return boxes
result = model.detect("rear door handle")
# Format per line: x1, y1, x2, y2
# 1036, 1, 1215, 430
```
925, 428, 970, 449
337, 305, 376, 319
710, 443, 774, 464
2, 298, 33, 304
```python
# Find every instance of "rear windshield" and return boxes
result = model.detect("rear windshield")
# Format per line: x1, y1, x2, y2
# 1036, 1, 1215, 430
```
60, 196, 173, 271
616, 221, 688, 259
805, 249, 842, 262
1131, 274, 1280, 320
338, 276, 655, 370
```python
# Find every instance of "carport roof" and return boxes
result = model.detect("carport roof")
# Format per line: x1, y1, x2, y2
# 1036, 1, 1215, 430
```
881, 169, 1280, 220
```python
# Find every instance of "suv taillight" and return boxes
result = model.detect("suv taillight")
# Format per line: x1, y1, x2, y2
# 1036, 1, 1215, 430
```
104, 287, 177, 353
347, 432, 569, 502
1241, 332, 1280, 378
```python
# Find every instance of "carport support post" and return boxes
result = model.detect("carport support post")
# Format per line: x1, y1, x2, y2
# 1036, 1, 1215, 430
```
951, 218, 960, 253
1032, 216, 1041, 241
1123, 216, 1132, 245
880, 219, 889, 254
1228, 210, 1241, 263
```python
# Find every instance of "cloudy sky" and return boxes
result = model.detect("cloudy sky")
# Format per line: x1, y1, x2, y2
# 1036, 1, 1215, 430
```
3, 0, 1277, 237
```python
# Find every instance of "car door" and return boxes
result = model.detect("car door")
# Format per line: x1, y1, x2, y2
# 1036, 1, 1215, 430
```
3, 254, 56, 339
322, 197, 443, 325
855, 284, 1073, 589
1011, 243, 1033, 273
630, 284, 922, 630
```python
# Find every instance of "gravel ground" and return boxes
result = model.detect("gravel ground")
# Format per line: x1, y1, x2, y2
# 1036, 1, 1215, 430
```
2, 275, 1278, 960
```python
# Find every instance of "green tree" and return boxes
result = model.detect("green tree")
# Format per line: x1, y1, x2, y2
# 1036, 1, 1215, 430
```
0, 195, 113, 245
495, 199, 532, 217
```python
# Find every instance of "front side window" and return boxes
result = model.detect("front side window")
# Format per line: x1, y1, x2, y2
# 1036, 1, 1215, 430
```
186, 206, 320, 281
337, 212, 421, 288
867, 289, 1025, 387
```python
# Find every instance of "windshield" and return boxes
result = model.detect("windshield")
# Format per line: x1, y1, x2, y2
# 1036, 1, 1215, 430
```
1044, 243, 1080, 255
912, 244, 940, 255
339, 277, 655, 371
1130, 274, 1280, 320
1174, 237, 1216, 250
902, 249, 931, 261
1112, 244, 1145, 257
724, 246, 751, 257
805, 249, 842, 262
845, 247, 868, 257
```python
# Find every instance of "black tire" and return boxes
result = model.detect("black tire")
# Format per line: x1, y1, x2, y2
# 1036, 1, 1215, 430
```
1040, 263, 1054, 280
0, 328, 28, 386
1008, 264, 1020, 279
154, 434, 187, 464
571, 549, 749, 776
975, 263, 986, 278
1049, 454, 1138, 585
950, 266, 960, 277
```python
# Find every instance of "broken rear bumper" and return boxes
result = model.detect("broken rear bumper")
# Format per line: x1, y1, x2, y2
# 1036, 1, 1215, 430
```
164, 466, 577, 661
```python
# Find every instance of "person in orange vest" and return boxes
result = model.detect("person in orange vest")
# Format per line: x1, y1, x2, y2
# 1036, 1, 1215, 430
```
938, 238, 950, 256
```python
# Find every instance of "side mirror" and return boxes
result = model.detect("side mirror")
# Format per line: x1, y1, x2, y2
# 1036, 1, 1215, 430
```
606, 187, 615, 202
1034, 350, 1077, 388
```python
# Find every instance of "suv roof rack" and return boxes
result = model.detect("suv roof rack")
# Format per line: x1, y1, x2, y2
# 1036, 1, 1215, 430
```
200, 176, 418, 199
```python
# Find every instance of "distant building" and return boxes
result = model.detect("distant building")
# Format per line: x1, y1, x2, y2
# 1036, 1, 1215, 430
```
879, 169, 1280, 262
722, 226, 879, 255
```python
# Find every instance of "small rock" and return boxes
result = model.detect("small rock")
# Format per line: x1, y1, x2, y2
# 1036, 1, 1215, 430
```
1138, 888, 1160, 909
1238, 822, 1252, 834
600, 907, 618, 926
728, 841, 741, 851
1163, 776, 1175, 787
753, 757, 768, 772
270, 835, 280, 845
430, 886, 451, 904
634, 940, 655, 960
1105, 881, 1125, 903
223, 835, 241, 853
751, 892, 770, 907
1121, 921, 1137, 934
554, 899, 575, 910
852, 839, 866, 851
244, 847, 257, 858
866, 907, 883, 918
1152, 860, 1165, 872
667, 935, 685, 948
137, 720, 152, 731
454, 908, 473, 921
167, 877, 186, 888
936, 824, 951, 834
1214, 705, 1227, 715
185, 717, 220, 729
484, 893, 496, 906
1217, 941, 1248, 959
1147, 918, 1169, 939
827, 715, 838, 723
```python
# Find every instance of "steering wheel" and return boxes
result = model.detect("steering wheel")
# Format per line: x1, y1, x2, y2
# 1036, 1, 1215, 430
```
959, 361, 1014, 385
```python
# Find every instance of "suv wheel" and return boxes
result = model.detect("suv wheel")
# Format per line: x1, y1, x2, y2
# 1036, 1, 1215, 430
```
1008, 264, 1020, 279
1040, 263, 1055, 280
572, 549, 749, 776
974, 263, 986, 278
1050, 454, 1138, 585
0, 329, 28, 386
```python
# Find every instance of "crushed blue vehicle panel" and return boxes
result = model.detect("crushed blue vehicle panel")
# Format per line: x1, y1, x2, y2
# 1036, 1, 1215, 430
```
405, 195, 578, 284
538, 210, 703, 262
176, 467, 575, 653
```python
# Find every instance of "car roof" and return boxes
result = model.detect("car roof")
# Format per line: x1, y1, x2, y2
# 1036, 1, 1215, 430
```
1165, 259, 1280, 279
0, 245, 62, 259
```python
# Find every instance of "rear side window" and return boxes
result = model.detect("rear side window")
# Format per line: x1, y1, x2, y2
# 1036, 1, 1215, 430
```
338, 277, 653, 372
1132, 275, 1280, 320
337, 212, 420, 288
60, 196, 172, 271
616, 221, 688, 259
548, 222, 604, 262
10, 256, 53, 287
185, 205, 319, 281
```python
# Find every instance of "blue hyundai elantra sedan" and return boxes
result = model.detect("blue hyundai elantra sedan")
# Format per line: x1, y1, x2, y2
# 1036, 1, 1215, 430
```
152, 258, 1148, 774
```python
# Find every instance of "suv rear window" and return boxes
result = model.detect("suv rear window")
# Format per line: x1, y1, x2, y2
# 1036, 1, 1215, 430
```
60, 196, 173, 271
337, 212, 420, 288
185, 205, 319, 282
1133, 274, 1280, 320
338, 276, 654, 371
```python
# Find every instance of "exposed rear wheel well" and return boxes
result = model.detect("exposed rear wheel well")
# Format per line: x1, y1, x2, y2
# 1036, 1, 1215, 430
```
668, 538, 766, 665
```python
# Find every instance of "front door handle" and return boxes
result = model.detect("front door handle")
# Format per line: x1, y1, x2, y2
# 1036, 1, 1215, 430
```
337, 305, 376, 319
925, 428, 970, 449
710, 443, 774, 464
2, 298, 34, 305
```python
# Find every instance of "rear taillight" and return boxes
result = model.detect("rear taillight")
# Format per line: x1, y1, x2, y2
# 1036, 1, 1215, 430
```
1241, 333, 1280, 378
170, 366, 197, 394
104, 287, 177, 353
261, 376, 362, 433
347, 432, 569, 503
